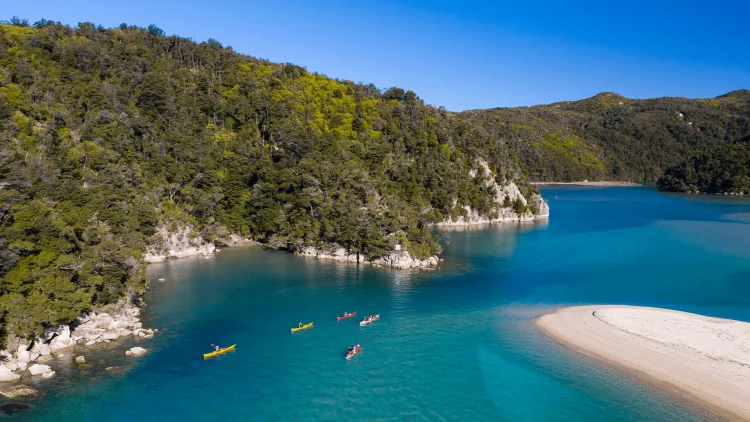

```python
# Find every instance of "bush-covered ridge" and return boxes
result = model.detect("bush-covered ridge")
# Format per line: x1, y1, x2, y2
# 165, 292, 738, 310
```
0, 20, 539, 339
463, 90, 750, 182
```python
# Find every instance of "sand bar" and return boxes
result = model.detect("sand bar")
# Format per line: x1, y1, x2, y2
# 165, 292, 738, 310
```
530, 181, 642, 186
536, 306, 750, 420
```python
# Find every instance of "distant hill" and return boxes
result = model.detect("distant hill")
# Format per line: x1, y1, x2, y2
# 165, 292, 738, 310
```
462, 90, 750, 182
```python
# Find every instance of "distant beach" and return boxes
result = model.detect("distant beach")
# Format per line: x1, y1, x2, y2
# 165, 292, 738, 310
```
536, 306, 750, 421
530, 181, 642, 186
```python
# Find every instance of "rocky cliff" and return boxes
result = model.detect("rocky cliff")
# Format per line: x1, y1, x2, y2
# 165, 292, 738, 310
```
438, 161, 549, 226
144, 226, 216, 263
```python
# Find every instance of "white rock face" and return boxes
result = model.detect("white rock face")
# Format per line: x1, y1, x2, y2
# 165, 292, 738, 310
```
438, 159, 549, 226
295, 245, 438, 269
144, 226, 216, 263
372, 252, 439, 269
0, 365, 21, 382
28, 364, 52, 375
125, 347, 148, 357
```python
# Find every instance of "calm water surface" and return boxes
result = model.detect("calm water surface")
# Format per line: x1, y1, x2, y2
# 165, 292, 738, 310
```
14, 187, 750, 421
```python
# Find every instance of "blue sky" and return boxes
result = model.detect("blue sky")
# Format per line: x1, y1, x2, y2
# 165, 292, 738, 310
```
3, 0, 748, 110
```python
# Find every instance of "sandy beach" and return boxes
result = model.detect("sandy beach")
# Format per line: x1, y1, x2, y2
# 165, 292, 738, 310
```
536, 306, 750, 421
530, 181, 642, 186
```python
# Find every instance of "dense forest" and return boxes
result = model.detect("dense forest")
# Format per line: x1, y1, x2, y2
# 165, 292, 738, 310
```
657, 140, 750, 193
0, 18, 748, 343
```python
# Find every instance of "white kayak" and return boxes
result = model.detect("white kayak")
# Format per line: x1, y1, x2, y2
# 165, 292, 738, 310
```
360, 314, 380, 326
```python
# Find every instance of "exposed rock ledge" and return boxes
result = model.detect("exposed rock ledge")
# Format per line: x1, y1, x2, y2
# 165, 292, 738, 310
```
295, 245, 438, 269
0, 302, 156, 383
145, 226, 256, 264
438, 161, 549, 226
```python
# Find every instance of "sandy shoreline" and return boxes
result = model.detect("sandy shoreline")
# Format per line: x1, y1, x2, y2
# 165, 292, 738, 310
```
536, 305, 750, 421
530, 181, 642, 186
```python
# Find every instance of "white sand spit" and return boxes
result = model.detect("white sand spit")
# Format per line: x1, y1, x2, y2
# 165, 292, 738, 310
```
537, 305, 750, 421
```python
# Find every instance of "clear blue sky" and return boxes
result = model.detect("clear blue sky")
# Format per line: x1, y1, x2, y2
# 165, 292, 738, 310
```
3, 0, 749, 111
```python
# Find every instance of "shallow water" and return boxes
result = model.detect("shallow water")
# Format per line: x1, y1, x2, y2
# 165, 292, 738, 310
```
13, 187, 750, 421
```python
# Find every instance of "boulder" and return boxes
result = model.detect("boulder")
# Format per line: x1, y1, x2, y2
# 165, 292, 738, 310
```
107, 320, 127, 331
96, 314, 114, 329
17, 362, 26, 371
42, 371, 55, 379
83, 329, 104, 341
102, 331, 120, 341
6, 362, 17, 371
50, 336, 75, 352
0, 365, 20, 382
29, 352, 40, 362
125, 347, 147, 357
84, 340, 96, 346
16, 350, 29, 363
28, 364, 52, 376
120, 330, 132, 336
75, 356, 85, 363
133, 322, 142, 330
0, 384, 42, 399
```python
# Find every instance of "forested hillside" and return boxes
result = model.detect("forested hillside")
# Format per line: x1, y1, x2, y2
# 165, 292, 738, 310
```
657, 140, 750, 194
463, 90, 750, 182
0, 20, 539, 340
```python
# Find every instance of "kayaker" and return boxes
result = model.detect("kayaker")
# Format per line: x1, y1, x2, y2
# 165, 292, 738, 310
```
298, 322, 303, 328
215, 345, 220, 351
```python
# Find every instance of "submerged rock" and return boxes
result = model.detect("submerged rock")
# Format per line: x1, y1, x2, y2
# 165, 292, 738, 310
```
75, 356, 86, 363
0, 384, 42, 399
0, 403, 31, 416
42, 371, 55, 379
105, 366, 131, 373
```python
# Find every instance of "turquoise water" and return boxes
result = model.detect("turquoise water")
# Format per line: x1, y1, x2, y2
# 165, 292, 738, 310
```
14, 187, 750, 421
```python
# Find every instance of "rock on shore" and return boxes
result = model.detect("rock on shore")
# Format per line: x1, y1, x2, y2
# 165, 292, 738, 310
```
0, 302, 157, 382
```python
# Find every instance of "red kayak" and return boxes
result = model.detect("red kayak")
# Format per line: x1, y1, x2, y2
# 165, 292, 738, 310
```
346, 344, 361, 360
337, 311, 357, 321
359, 314, 380, 326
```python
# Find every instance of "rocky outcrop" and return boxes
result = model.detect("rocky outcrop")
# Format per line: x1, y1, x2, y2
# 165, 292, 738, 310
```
295, 245, 438, 269
438, 160, 549, 226
372, 251, 439, 269
144, 225, 216, 263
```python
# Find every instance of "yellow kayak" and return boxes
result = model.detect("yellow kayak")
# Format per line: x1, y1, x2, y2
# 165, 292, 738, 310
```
203, 344, 236, 359
291, 322, 313, 333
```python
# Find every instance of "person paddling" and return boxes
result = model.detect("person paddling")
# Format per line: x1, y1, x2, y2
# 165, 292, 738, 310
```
298, 322, 303, 328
